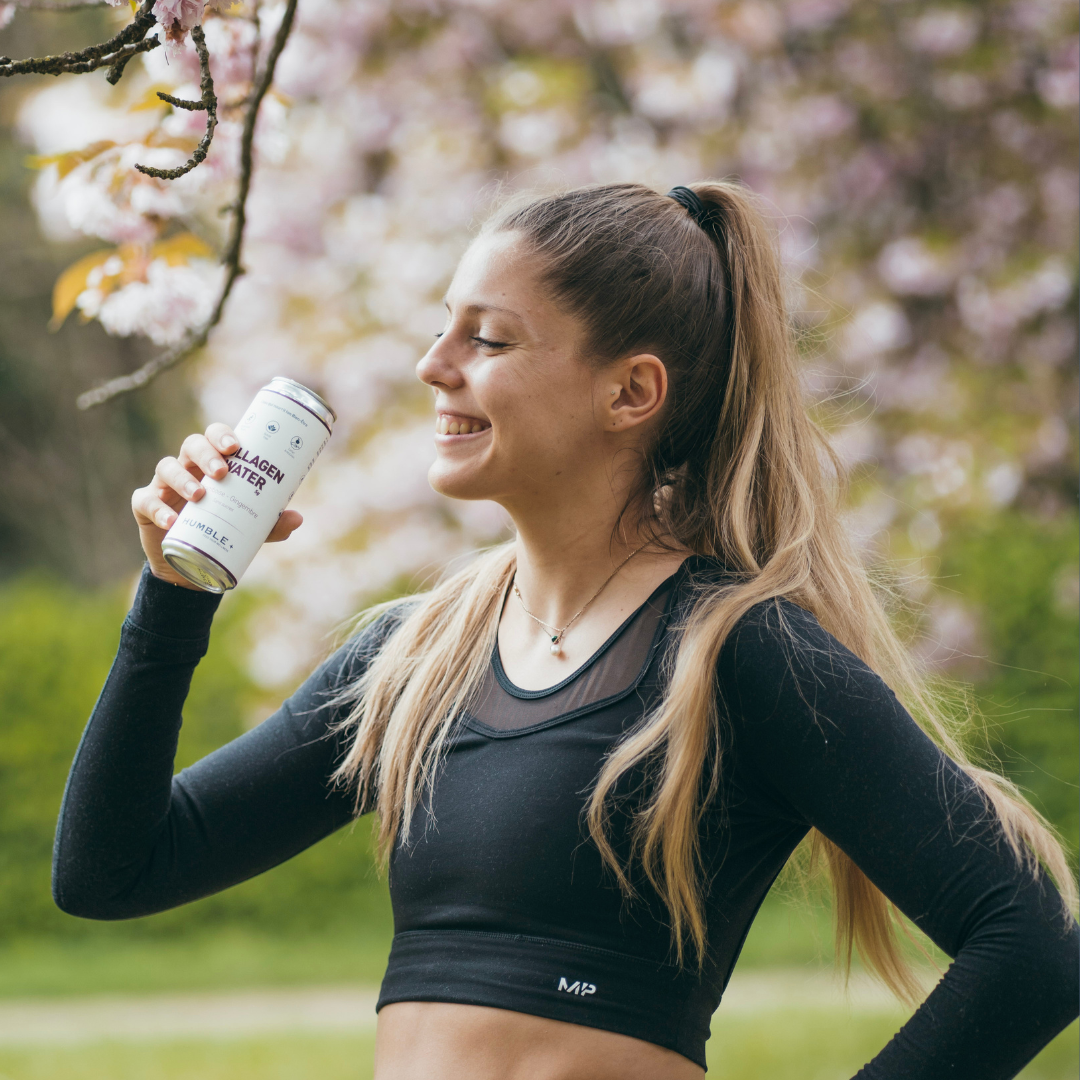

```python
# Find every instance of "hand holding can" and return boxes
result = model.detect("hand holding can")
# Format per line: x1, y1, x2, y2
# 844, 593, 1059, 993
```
132, 378, 334, 592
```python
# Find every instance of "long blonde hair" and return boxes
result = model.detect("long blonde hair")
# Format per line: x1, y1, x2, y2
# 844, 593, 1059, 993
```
333, 181, 1076, 1001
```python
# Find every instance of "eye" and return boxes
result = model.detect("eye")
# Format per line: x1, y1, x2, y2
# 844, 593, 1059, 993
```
472, 336, 509, 350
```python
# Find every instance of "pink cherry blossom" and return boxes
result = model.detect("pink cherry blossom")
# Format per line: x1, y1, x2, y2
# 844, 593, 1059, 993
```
153, 0, 206, 42
12, 0, 1077, 678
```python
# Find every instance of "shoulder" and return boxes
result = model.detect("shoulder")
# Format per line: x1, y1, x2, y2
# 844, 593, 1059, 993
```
727, 596, 849, 673
316, 596, 422, 692
670, 564, 900, 734
718, 597, 868, 716
672, 557, 848, 668
343, 595, 422, 668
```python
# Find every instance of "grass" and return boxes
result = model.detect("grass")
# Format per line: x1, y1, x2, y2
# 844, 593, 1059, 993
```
0, 1020, 1074, 1079
0, 1036, 380, 1080
0, 927, 394, 999
707, 1014, 1078, 1080
0, 889, 927, 1000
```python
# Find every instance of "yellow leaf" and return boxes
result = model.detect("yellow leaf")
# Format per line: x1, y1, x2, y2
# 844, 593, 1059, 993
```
144, 131, 200, 153
26, 141, 117, 179
50, 249, 116, 331
129, 85, 175, 113
151, 233, 215, 266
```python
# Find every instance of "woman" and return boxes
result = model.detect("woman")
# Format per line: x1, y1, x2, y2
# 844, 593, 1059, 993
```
55, 182, 1077, 1079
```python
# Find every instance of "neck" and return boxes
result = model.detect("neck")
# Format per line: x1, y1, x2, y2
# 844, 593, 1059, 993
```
503, 485, 669, 628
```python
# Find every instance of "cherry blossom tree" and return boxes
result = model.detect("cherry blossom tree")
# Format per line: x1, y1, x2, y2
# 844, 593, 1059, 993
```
3, 0, 1077, 687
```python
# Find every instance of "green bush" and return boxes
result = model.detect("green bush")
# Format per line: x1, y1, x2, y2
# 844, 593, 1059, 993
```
940, 512, 1079, 853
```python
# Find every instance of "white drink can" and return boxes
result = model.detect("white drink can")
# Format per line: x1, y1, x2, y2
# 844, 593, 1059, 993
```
161, 377, 335, 593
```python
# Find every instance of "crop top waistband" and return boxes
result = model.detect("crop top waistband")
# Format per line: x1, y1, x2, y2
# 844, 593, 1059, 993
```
376, 928, 714, 1067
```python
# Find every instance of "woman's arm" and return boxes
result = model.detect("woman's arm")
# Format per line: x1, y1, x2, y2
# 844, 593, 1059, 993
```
720, 599, 1078, 1080
52, 564, 400, 920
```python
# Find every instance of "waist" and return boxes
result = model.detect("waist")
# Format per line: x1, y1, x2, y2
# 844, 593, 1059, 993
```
376, 929, 715, 1069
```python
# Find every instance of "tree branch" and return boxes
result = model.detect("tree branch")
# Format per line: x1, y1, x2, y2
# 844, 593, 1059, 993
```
134, 24, 216, 179
4, 0, 113, 11
0, 0, 158, 80
77, 0, 300, 409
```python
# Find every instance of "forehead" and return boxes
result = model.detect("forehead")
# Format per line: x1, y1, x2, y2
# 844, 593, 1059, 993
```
444, 232, 588, 352
445, 232, 537, 314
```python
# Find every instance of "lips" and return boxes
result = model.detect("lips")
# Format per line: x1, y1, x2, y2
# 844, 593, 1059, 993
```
436, 413, 490, 436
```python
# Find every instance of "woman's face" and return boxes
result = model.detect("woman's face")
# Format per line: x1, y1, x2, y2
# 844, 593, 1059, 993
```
417, 231, 635, 511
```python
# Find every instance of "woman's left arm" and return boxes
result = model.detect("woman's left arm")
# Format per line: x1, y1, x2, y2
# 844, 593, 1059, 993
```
720, 599, 1079, 1080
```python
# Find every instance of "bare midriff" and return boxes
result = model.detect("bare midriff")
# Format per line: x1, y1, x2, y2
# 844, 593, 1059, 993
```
374, 1001, 705, 1080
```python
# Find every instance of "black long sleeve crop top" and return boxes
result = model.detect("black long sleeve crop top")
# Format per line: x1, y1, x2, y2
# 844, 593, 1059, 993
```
53, 557, 1078, 1076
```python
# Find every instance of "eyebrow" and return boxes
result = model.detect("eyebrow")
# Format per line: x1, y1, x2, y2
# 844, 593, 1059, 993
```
443, 300, 523, 320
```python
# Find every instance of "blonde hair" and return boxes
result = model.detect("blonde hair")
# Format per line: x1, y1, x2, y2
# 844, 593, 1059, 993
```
333, 181, 1076, 1002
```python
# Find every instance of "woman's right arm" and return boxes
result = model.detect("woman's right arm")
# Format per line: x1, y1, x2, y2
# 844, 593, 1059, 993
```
52, 423, 395, 920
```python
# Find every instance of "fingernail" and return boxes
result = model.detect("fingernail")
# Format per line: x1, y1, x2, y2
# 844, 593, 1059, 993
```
158, 511, 174, 528
221, 437, 238, 450
212, 458, 226, 473
184, 482, 200, 498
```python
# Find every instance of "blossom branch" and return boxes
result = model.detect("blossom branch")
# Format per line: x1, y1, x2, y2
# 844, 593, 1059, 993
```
0, 0, 158, 81
134, 24, 216, 179
76, 0, 300, 409
4, 1, 114, 11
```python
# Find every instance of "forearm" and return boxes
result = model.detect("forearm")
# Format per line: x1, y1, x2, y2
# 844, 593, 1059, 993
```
52, 565, 223, 917
53, 568, 400, 920
855, 886, 1079, 1079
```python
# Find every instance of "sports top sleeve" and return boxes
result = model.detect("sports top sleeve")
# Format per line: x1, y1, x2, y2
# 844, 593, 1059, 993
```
52, 564, 402, 921
719, 599, 1079, 1080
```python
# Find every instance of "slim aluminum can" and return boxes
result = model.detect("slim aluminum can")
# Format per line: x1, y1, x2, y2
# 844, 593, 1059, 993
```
161, 377, 335, 593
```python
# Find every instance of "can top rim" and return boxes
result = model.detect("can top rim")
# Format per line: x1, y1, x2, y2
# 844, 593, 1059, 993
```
265, 377, 337, 428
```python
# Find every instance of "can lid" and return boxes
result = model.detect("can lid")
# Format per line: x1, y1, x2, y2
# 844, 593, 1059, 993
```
162, 539, 237, 593
265, 377, 337, 431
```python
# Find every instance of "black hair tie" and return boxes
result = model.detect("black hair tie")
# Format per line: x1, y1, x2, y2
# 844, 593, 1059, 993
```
667, 185, 718, 232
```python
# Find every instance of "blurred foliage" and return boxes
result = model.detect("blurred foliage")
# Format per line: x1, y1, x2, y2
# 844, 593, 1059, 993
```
942, 511, 1079, 850
0, 0, 1074, 996
0, 9, 198, 587
6, 0, 1076, 686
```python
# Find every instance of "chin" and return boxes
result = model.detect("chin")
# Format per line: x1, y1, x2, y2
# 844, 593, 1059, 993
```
427, 460, 496, 502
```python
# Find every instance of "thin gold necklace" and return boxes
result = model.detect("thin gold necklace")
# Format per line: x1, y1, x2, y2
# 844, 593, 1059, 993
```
512, 544, 648, 657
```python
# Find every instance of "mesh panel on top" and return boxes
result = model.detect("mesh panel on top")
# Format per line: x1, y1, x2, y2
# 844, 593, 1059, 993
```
468, 574, 677, 732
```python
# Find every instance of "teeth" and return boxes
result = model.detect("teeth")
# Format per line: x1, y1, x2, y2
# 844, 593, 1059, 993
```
437, 416, 488, 436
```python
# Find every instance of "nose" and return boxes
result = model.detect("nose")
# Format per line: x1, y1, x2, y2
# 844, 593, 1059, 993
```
416, 335, 465, 391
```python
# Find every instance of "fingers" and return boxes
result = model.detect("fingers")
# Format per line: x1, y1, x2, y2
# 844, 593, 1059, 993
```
205, 422, 239, 456
132, 423, 239, 534
157, 456, 205, 502
177, 425, 239, 482
266, 509, 303, 543
131, 482, 180, 531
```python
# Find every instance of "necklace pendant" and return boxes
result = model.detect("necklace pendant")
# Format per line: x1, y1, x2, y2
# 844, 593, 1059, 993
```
549, 636, 563, 657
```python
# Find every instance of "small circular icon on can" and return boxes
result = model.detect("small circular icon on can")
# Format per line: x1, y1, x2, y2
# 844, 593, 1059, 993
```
290, 435, 304, 450
266, 420, 280, 433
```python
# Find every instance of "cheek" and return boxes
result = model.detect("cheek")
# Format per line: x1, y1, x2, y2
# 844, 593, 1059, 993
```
482, 368, 598, 451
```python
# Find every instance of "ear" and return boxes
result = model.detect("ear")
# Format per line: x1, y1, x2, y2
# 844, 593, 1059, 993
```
599, 354, 668, 433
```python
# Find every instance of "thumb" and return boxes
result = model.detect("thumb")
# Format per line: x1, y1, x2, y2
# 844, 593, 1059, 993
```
266, 509, 303, 543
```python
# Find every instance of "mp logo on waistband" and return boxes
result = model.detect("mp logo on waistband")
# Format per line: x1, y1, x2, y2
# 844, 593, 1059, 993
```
558, 977, 597, 996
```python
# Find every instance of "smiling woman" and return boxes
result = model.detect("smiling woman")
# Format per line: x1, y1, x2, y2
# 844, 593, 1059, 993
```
53, 181, 1078, 1080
